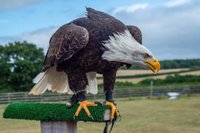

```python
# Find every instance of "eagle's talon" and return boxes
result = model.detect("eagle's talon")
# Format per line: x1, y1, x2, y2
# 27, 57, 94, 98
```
105, 101, 120, 121
73, 114, 77, 120
89, 115, 95, 121
118, 114, 122, 121
75, 100, 97, 118
115, 109, 120, 118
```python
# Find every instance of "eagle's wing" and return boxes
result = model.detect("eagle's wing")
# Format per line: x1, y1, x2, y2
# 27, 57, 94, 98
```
43, 23, 89, 71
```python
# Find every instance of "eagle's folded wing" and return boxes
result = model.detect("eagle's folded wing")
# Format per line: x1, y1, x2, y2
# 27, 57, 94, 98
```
43, 23, 89, 71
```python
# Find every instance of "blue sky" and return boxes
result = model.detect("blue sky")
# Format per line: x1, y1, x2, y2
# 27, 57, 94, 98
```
0, 0, 200, 59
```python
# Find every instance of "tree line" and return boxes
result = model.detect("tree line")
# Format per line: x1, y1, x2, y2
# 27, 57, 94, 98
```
128, 59, 200, 69
159, 59, 200, 69
0, 42, 200, 92
0, 42, 44, 92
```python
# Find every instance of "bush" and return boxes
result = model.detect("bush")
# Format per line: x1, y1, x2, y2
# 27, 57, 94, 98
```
0, 41, 44, 92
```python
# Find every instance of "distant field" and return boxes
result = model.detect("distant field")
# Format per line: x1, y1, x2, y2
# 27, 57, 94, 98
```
114, 75, 168, 84
1, 97, 200, 133
97, 68, 200, 84
180, 70, 200, 76
97, 68, 188, 77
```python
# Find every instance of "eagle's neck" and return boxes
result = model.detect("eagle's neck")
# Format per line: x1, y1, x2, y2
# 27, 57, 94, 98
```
101, 30, 143, 64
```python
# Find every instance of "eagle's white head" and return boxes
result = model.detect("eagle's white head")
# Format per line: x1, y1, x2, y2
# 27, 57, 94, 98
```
102, 30, 160, 74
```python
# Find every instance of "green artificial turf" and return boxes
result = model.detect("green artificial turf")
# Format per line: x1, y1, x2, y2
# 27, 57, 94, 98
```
3, 102, 110, 122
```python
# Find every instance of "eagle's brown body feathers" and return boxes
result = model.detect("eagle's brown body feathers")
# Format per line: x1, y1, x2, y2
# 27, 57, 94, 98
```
29, 8, 161, 123
30, 8, 142, 97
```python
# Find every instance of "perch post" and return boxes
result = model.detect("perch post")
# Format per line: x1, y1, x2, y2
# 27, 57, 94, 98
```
3, 102, 111, 133
41, 121, 77, 133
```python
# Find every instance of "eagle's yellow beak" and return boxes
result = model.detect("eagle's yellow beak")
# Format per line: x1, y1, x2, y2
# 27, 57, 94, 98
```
145, 57, 160, 74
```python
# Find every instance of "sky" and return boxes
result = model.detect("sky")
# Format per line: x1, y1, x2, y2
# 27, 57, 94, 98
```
0, 0, 200, 60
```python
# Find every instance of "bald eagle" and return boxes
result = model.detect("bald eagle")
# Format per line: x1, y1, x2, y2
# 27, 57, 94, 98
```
29, 8, 160, 120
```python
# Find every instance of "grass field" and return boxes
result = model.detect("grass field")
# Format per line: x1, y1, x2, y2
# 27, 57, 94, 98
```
1, 96, 200, 133
97, 68, 189, 77
97, 68, 200, 84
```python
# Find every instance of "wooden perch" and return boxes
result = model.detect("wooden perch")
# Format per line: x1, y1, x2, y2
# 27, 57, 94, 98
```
3, 102, 112, 133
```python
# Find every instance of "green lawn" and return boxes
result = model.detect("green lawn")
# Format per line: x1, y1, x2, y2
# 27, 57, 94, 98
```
1, 96, 200, 133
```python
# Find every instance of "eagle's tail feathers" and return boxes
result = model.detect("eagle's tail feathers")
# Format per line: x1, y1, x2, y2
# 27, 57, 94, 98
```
33, 72, 46, 84
29, 67, 73, 95
29, 67, 98, 95
29, 74, 49, 95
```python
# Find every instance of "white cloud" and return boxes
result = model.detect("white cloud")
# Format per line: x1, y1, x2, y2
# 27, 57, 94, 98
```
111, 0, 200, 59
20, 27, 57, 51
0, 26, 58, 53
0, 0, 41, 9
112, 3, 149, 15
1, 0, 200, 60
0, 36, 20, 44
165, 0, 190, 7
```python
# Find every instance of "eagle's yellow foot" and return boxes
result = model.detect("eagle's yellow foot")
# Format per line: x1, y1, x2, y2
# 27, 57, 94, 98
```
74, 100, 97, 120
105, 101, 120, 120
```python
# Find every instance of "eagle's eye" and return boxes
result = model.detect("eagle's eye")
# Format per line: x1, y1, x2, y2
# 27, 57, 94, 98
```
144, 53, 151, 58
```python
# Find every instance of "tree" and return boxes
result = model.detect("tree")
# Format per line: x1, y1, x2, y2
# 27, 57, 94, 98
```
0, 41, 44, 92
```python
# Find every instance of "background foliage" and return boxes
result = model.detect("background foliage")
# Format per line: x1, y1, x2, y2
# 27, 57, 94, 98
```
0, 41, 200, 92
0, 42, 44, 92
128, 59, 200, 70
